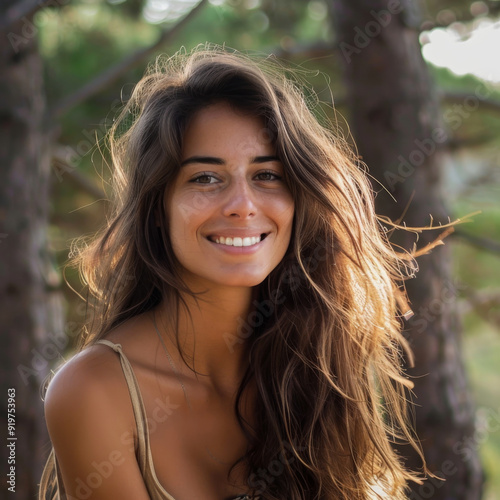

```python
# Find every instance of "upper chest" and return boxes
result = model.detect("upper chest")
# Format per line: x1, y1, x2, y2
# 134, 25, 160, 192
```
130, 358, 256, 500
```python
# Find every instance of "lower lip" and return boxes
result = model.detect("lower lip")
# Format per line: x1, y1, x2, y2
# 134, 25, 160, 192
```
207, 238, 266, 255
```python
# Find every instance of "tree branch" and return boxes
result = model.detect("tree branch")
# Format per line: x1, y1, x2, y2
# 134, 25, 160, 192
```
447, 134, 498, 151
272, 43, 500, 115
52, 155, 107, 200
442, 90, 500, 114
50, 0, 207, 119
454, 228, 500, 254
460, 288, 500, 328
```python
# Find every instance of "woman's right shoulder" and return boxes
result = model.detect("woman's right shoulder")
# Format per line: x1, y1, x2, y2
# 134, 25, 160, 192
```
44, 312, 153, 428
43, 339, 152, 499
46, 341, 122, 393
44, 341, 132, 431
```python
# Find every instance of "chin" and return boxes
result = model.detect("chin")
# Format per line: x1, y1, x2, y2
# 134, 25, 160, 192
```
214, 275, 267, 288
180, 269, 269, 291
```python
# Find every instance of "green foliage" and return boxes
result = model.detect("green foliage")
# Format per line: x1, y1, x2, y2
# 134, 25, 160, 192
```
39, 3, 159, 102
430, 65, 500, 96
463, 326, 500, 500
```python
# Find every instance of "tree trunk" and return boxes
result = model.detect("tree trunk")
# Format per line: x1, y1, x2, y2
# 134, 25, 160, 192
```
329, 0, 484, 498
0, 4, 64, 497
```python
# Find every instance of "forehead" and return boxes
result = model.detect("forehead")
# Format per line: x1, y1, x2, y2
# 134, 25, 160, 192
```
181, 102, 274, 158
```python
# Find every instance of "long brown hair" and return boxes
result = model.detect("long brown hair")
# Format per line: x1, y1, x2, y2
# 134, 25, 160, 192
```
40, 45, 425, 499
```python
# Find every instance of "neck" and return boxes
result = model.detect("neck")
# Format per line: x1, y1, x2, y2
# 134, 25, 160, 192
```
154, 285, 256, 392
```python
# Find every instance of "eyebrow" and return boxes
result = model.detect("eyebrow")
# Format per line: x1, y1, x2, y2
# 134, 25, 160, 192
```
180, 155, 280, 166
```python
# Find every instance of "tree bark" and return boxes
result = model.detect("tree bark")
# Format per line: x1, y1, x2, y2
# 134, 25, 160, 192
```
329, 0, 484, 498
0, 3, 64, 497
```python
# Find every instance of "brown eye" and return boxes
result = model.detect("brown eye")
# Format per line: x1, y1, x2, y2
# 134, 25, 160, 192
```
190, 173, 219, 184
255, 171, 281, 181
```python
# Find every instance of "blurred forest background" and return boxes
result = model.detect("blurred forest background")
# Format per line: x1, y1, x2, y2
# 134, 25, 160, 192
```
1, 0, 499, 498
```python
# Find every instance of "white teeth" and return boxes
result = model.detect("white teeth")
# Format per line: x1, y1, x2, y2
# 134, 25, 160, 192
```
212, 235, 263, 247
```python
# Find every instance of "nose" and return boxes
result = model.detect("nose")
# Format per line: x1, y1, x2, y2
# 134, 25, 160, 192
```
222, 178, 257, 218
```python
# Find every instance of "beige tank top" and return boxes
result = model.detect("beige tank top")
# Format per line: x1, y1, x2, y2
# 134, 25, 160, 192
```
54, 339, 253, 500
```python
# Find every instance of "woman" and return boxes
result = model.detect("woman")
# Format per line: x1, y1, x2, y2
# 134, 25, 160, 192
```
40, 46, 425, 499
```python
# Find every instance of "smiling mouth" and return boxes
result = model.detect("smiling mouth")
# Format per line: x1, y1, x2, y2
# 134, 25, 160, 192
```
208, 233, 269, 247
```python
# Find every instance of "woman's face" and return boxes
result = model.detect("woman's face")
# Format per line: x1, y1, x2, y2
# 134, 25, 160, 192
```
166, 102, 294, 290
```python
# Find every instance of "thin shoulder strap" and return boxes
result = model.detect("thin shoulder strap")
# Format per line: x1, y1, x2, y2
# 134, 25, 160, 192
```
95, 339, 149, 469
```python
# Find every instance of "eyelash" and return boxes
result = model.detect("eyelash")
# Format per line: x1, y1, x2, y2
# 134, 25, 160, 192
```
190, 173, 218, 184
255, 170, 282, 181
189, 170, 282, 184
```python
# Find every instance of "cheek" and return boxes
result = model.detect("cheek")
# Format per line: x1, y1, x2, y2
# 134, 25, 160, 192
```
170, 192, 213, 226
168, 183, 218, 232
277, 198, 295, 237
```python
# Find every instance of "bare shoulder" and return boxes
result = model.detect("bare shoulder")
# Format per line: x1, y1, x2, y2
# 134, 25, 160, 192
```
45, 312, 152, 414
44, 340, 151, 498
44, 341, 135, 458
45, 342, 128, 421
